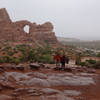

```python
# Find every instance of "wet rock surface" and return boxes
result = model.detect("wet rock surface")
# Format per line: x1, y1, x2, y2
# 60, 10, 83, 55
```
0, 64, 99, 100
64, 90, 81, 96
0, 94, 12, 100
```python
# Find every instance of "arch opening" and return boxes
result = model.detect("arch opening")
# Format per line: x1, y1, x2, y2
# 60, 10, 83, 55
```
24, 25, 30, 34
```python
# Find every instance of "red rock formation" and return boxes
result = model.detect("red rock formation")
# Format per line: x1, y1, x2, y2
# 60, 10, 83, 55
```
0, 8, 58, 45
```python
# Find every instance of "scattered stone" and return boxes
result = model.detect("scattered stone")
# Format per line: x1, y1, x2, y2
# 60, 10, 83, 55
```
64, 67, 73, 72
87, 68, 96, 73
33, 72, 47, 79
64, 90, 81, 96
42, 88, 61, 95
54, 67, 62, 71
5, 64, 16, 70
0, 67, 4, 73
0, 66, 4, 70
16, 65, 24, 71
39, 63, 45, 68
30, 63, 40, 70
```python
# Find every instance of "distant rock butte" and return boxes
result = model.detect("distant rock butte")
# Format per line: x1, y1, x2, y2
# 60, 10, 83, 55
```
0, 8, 58, 45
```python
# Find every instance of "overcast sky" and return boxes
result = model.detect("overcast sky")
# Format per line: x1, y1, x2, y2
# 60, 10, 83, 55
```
0, 0, 100, 40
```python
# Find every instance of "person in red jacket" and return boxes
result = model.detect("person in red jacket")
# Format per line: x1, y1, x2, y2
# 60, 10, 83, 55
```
54, 53, 61, 67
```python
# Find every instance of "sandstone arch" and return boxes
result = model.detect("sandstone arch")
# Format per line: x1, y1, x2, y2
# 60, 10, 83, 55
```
0, 8, 59, 45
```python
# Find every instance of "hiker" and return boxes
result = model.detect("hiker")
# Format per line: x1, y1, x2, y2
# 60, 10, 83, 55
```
66, 56, 69, 64
61, 55, 66, 69
54, 53, 61, 67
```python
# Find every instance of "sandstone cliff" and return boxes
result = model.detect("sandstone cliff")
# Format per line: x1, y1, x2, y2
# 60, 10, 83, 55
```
0, 8, 58, 45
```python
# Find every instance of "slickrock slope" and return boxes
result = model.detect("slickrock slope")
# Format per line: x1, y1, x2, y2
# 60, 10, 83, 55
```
0, 63, 100, 100
0, 8, 58, 45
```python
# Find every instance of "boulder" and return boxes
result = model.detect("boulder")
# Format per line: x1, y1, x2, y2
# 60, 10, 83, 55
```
54, 67, 62, 71
87, 68, 96, 73
39, 63, 45, 68
16, 65, 25, 71
30, 63, 40, 70
5, 64, 17, 70
0, 68, 4, 73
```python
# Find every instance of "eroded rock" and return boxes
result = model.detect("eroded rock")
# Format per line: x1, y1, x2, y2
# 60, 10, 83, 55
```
30, 63, 40, 70
64, 90, 81, 96
0, 8, 58, 45
42, 88, 61, 95
0, 94, 12, 100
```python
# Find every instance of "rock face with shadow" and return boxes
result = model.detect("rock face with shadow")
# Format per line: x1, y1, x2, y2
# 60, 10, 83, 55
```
0, 8, 58, 45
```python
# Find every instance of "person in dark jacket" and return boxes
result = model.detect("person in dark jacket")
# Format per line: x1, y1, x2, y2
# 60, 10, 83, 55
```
61, 55, 66, 69
66, 56, 69, 64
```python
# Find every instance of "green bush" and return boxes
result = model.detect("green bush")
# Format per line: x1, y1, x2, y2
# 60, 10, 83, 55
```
3, 46, 11, 52
97, 52, 100, 57
37, 54, 53, 64
3, 56, 12, 63
86, 59, 96, 64
0, 57, 4, 63
79, 62, 88, 66
11, 57, 20, 65
13, 48, 18, 53
75, 57, 81, 65
93, 61, 100, 69
7, 51, 14, 56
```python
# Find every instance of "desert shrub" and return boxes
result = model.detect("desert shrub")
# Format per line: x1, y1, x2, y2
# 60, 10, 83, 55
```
3, 56, 12, 63
75, 52, 82, 65
19, 54, 27, 62
0, 56, 12, 63
97, 52, 100, 57
27, 49, 37, 61
75, 56, 81, 65
79, 62, 88, 66
37, 54, 53, 64
3, 46, 11, 51
11, 57, 20, 65
0, 57, 4, 63
7, 51, 15, 56
13, 48, 18, 53
86, 59, 96, 64
93, 61, 100, 69
16, 44, 27, 54
77, 59, 100, 69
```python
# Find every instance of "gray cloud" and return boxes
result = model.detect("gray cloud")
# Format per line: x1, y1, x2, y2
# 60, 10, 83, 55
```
0, 0, 100, 40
